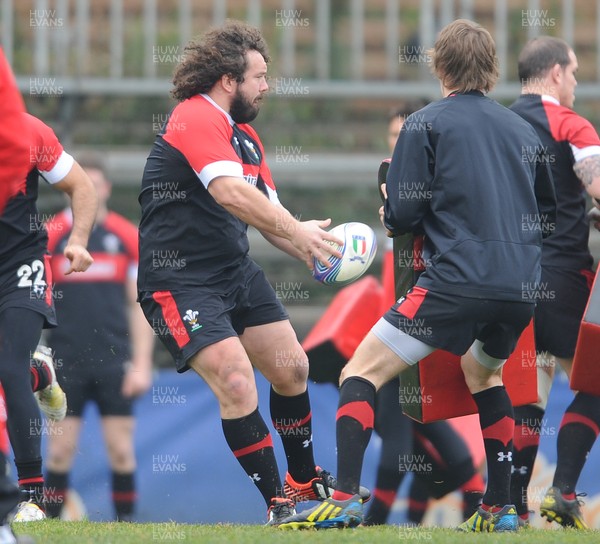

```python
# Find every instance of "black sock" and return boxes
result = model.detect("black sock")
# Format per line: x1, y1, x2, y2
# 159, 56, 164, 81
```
460, 472, 485, 520
222, 408, 282, 506
270, 387, 316, 483
365, 379, 411, 525
17, 458, 45, 510
44, 471, 68, 518
472, 385, 514, 508
553, 392, 600, 495
364, 448, 408, 524
112, 472, 135, 521
510, 404, 544, 515
364, 468, 402, 525
333, 377, 376, 497
407, 476, 430, 524
29, 357, 52, 392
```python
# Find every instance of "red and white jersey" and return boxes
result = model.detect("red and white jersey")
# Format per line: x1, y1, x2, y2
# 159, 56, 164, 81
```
138, 94, 279, 291
163, 94, 278, 200
510, 94, 600, 270
0, 114, 73, 271
540, 95, 600, 163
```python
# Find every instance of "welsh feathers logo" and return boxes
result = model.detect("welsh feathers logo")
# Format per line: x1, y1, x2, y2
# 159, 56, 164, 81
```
183, 309, 202, 332
349, 234, 367, 263
243, 139, 260, 161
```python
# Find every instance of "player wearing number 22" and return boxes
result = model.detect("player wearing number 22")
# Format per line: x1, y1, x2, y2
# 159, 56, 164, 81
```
137, 20, 358, 525
0, 114, 97, 518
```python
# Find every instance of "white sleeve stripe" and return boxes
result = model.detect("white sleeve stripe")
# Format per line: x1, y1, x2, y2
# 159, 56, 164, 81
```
38, 151, 74, 184
265, 184, 280, 205
571, 144, 600, 163
198, 161, 243, 188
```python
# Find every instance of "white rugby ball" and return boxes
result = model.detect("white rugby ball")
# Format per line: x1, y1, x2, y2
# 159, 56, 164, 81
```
312, 222, 377, 286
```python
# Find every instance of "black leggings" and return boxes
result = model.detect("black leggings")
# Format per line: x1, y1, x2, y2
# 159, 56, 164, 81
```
0, 308, 44, 474
374, 376, 476, 494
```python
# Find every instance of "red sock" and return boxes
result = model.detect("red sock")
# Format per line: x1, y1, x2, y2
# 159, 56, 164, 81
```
332, 490, 355, 501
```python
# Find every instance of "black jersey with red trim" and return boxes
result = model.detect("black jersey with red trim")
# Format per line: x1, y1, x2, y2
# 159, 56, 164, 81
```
46, 210, 138, 362
0, 114, 73, 272
510, 94, 600, 270
384, 91, 556, 302
138, 94, 279, 291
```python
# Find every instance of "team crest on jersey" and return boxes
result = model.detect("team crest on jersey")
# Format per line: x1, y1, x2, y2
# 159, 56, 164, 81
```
183, 309, 202, 332
243, 139, 259, 161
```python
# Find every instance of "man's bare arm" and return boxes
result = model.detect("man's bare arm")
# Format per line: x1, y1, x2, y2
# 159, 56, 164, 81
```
208, 175, 341, 269
574, 155, 600, 200
121, 276, 154, 397
53, 161, 98, 273
260, 230, 305, 261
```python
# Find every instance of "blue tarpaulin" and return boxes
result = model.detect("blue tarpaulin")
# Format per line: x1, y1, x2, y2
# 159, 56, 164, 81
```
42, 369, 600, 527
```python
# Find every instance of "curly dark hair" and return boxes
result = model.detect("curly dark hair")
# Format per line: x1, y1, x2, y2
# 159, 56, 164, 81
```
172, 19, 270, 102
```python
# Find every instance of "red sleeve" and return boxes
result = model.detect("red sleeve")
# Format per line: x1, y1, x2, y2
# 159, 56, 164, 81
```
544, 103, 600, 158
25, 114, 65, 171
104, 212, 139, 262
0, 49, 30, 214
162, 97, 242, 186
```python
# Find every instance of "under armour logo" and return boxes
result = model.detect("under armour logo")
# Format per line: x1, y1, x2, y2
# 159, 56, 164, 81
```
497, 452, 513, 462
250, 473, 261, 482
302, 435, 313, 448
32, 284, 45, 296
512, 465, 528, 475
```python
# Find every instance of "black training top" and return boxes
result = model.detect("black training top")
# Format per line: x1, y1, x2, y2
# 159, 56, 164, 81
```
384, 90, 556, 302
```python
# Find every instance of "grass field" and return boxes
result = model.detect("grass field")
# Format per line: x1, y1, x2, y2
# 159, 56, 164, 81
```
12, 521, 600, 544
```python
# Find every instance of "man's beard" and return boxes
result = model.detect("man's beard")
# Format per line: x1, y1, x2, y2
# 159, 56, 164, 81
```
230, 89, 261, 124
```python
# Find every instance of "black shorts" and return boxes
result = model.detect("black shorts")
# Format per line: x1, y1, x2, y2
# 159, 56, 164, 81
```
139, 259, 288, 372
56, 356, 132, 417
382, 286, 534, 359
0, 254, 56, 328
534, 266, 593, 358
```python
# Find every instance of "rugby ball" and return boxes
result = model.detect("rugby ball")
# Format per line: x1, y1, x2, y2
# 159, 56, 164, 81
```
312, 222, 377, 286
